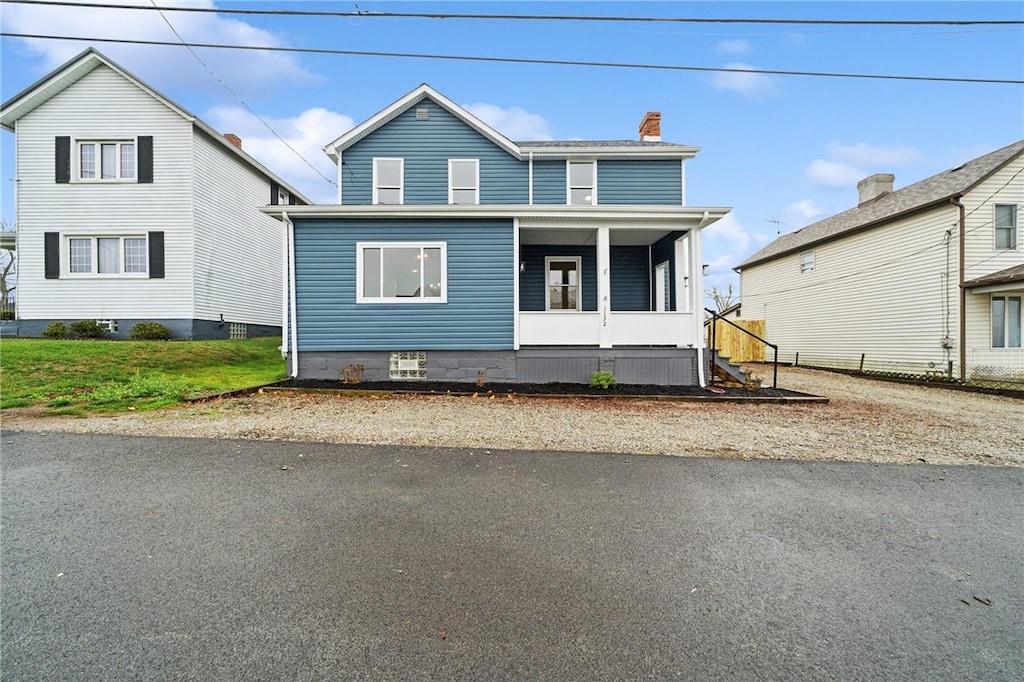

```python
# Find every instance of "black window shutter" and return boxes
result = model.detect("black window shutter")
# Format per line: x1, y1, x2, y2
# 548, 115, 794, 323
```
148, 231, 165, 278
55, 137, 71, 184
44, 232, 60, 279
288, 193, 297, 206
270, 181, 280, 205
137, 136, 153, 183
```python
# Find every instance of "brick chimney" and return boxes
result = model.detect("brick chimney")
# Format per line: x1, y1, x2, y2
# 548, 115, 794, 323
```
857, 173, 894, 205
639, 112, 661, 142
224, 133, 243, 149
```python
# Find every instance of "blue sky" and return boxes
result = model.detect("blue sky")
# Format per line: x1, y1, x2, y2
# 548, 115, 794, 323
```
2, 1, 1022, 295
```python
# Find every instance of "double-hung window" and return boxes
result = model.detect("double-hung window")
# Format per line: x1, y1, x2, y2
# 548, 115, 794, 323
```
78, 140, 136, 181
567, 161, 596, 205
800, 251, 815, 274
373, 158, 404, 205
992, 295, 1022, 348
357, 242, 447, 303
994, 204, 1018, 250
449, 159, 479, 204
67, 235, 148, 276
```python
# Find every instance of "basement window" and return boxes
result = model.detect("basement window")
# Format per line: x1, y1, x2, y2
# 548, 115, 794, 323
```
390, 351, 427, 379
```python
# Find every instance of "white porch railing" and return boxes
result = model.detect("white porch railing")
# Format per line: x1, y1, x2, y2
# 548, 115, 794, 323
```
519, 311, 696, 347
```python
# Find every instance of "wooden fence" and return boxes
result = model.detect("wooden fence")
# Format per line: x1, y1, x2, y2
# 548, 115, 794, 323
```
706, 319, 766, 362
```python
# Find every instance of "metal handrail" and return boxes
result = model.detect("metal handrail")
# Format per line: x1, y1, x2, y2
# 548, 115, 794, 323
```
704, 307, 780, 388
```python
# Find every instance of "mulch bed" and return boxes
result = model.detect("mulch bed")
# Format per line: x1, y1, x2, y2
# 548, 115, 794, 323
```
275, 379, 813, 400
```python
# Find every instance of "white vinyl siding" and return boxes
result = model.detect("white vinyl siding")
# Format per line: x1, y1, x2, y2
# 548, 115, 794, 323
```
192, 130, 284, 327
13, 65, 193, 319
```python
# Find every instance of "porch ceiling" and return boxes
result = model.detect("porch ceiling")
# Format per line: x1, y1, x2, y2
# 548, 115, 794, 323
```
519, 227, 681, 246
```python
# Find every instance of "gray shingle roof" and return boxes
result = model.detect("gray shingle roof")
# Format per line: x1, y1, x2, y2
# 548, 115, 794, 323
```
736, 139, 1024, 270
516, 140, 690, 148
963, 263, 1024, 288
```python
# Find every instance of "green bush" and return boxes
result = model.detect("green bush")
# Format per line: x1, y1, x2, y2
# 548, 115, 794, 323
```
0, 310, 14, 321
589, 370, 617, 390
129, 322, 171, 340
41, 321, 70, 339
69, 320, 108, 339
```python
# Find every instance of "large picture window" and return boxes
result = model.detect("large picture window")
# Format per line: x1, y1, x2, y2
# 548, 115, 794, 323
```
78, 140, 136, 181
992, 295, 1022, 348
357, 242, 447, 303
372, 158, 404, 205
67, 235, 148, 276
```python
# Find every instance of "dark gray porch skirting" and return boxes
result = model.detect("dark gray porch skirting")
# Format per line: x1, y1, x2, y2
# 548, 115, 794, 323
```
3, 319, 279, 341
295, 347, 700, 386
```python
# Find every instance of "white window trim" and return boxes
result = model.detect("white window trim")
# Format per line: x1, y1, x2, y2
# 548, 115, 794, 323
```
991, 294, 1022, 349
448, 159, 480, 205
64, 234, 149, 278
545, 255, 583, 311
994, 203, 1019, 251
74, 138, 137, 183
566, 160, 597, 205
372, 157, 404, 205
356, 241, 448, 304
799, 250, 815, 274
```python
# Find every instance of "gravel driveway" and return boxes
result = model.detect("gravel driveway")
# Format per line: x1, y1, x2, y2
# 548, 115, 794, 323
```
2, 367, 1021, 467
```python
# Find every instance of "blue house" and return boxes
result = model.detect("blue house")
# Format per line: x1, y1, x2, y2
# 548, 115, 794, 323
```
265, 85, 730, 385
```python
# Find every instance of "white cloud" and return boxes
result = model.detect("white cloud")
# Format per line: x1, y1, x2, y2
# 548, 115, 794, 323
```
804, 141, 925, 189
824, 141, 925, 167
3, 0, 317, 97
711, 63, 775, 97
785, 199, 825, 225
463, 103, 553, 141
204, 105, 353, 204
716, 39, 751, 55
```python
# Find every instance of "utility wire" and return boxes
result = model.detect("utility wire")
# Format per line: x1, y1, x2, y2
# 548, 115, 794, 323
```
146, 1, 335, 188
3, 32, 1021, 85
3, 1, 1023, 26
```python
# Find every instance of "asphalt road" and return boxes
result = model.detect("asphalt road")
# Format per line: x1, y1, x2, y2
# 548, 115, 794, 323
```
1, 431, 1022, 681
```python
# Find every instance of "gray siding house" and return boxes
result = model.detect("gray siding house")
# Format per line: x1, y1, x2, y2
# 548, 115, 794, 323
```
266, 85, 730, 385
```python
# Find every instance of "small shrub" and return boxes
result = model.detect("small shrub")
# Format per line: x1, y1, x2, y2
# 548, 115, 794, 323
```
42, 321, 70, 339
0, 310, 14, 320
129, 322, 171, 340
69, 320, 108, 339
590, 370, 617, 390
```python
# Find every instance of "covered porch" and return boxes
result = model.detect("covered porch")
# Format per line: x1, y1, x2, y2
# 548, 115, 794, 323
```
515, 216, 709, 350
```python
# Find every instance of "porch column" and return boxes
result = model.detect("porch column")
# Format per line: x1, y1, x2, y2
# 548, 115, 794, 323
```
597, 225, 611, 349
689, 226, 704, 347
674, 233, 690, 314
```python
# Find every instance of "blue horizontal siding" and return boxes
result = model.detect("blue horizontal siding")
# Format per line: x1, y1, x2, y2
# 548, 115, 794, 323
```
294, 218, 515, 350
342, 99, 528, 204
531, 161, 566, 205
609, 246, 651, 310
598, 160, 682, 205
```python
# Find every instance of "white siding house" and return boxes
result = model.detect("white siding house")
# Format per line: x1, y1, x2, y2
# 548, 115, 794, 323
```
0, 48, 308, 339
735, 140, 1024, 384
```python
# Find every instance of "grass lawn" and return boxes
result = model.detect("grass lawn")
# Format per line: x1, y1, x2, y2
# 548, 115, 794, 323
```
0, 337, 287, 414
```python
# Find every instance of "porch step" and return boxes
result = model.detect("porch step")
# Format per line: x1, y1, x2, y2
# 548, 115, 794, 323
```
711, 353, 748, 385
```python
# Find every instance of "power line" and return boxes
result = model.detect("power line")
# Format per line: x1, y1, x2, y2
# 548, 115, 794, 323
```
3, 32, 1021, 85
146, 1, 335, 188
4, 1, 1023, 26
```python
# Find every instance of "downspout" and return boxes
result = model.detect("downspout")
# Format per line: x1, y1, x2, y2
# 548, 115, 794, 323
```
951, 197, 967, 382
282, 211, 300, 379
280, 211, 289, 360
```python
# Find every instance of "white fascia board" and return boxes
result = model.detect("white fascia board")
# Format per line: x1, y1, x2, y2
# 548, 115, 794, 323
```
261, 203, 731, 225
323, 83, 523, 162
518, 145, 701, 160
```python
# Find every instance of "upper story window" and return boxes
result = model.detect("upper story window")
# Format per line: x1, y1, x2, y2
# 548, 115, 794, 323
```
991, 295, 1022, 348
449, 159, 479, 205
79, 140, 135, 181
67, 235, 148, 276
357, 242, 447, 303
995, 204, 1018, 250
567, 161, 596, 205
373, 158, 404, 205
800, 251, 815, 274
